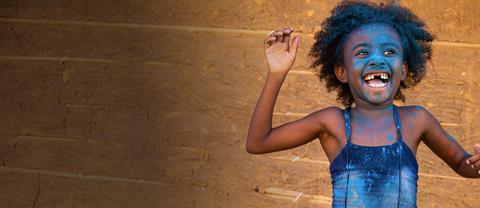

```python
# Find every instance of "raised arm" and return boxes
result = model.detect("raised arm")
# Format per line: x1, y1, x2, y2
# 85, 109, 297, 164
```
420, 108, 480, 178
245, 27, 326, 154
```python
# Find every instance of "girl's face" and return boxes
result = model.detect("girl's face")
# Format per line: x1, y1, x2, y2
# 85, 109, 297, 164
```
337, 23, 406, 107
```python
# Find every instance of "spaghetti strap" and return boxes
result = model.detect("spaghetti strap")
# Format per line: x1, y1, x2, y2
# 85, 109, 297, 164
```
343, 107, 352, 208
392, 105, 402, 142
343, 107, 352, 144
393, 104, 402, 208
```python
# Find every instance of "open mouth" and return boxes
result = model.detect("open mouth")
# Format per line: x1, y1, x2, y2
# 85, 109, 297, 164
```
363, 72, 390, 88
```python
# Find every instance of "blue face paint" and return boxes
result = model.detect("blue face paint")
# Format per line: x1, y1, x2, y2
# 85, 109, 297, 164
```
341, 23, 404, 106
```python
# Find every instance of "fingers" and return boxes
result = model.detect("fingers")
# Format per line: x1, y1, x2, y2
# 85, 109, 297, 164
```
466, 153, 480, 168
282, 28, 293, 44
264, 36, 277, 49
264, 28, 295, 48
466, 143, 480, 169
473, 159, 480, 170
289, 36, 299, 55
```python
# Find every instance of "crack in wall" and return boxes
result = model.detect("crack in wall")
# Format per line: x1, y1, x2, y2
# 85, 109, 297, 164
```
31, 174, 41, 208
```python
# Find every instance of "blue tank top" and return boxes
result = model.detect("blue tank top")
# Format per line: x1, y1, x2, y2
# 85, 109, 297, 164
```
329, 105, 418, 207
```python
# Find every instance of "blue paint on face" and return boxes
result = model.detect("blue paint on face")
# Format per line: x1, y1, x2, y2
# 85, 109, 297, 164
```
341, 23, 405, 106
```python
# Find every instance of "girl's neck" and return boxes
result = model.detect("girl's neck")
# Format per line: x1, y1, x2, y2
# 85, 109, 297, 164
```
351, 101, 395, 118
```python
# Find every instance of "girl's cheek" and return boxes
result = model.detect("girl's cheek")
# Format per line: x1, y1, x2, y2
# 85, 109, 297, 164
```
388, 57, 403, 68
349, 60, 365, 75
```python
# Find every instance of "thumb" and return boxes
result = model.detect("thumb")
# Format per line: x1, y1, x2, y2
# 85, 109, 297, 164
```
475, 143, 480, 154
289, 36, 299, 55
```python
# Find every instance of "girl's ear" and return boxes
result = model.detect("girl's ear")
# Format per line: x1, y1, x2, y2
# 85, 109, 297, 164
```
401, 61, 408, 81
334, 66, 348, 83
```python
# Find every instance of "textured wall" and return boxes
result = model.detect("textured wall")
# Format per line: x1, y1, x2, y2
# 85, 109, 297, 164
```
0, 0, 479, 207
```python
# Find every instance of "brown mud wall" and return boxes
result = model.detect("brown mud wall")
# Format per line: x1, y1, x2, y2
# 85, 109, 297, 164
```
0, 0, 479, 207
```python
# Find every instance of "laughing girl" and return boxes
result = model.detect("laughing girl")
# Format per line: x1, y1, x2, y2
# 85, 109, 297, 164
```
246, 1, 480, 207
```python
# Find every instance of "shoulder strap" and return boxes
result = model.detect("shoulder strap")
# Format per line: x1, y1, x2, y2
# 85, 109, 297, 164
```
344, 107, 352, 143
343, 107, 352, 207
393, 105, 403, 142
393, 104, 403, 208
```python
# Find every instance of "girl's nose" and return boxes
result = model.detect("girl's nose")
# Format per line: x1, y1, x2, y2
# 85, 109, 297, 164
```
367, 55, 386, 67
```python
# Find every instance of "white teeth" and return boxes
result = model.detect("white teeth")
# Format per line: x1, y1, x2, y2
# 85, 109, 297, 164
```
363, 72, 389, 81
365, 74, 374, 81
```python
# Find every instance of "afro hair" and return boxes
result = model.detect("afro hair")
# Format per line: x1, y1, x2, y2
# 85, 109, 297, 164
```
310, 0, 434, 107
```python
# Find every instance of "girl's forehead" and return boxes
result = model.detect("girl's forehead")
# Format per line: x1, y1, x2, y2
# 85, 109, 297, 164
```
344, 23, 402, 48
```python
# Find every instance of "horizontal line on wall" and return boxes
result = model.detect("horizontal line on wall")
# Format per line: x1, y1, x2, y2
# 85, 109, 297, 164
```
434, 41, 480, 49
0, 55, 173, 66
0, 55, 314, 76
15, 135, 80, 142
9, 136, 208, 154
62, 103, 155, 110
269, 156, 330, 165
12, 135, 107, 144
258, 186, 331, 204
0, 166, 173, 186
0, 101, 152, 111
269, 156, 469, 181
289, 70, 315, 75
1, 17, 480, 47
0, 17, 272, 35
0, 55, 115, 63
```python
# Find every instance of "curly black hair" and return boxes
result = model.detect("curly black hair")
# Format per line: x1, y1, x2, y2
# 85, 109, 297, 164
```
309, 0, 434, 107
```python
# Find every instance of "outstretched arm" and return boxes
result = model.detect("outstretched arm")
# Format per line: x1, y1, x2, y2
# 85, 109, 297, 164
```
420, 108, 480, 178
246, 27, 327, 154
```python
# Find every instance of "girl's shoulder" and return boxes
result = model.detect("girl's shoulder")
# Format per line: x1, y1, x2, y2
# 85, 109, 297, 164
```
313, 106, 345, 119
397, 105, 431, 120
311, 106, 346, 131
397, 105, 437, 132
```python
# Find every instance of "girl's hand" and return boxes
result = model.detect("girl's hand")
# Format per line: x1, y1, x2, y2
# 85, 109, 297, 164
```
466, 143, 480, 175
264, 27, 299, 76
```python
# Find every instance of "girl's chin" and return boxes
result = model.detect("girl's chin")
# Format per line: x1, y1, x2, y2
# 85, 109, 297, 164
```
361, 82, 396, 102
364, 95, 394, 104
361, 92, 394, 104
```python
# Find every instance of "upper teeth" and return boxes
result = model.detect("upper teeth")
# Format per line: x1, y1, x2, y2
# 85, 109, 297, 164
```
364, 72, 389, 81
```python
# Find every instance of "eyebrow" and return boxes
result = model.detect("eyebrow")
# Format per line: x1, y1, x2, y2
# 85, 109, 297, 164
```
352, 43, 370, 51
380, 42, 401, 49
351, 42, 401, 51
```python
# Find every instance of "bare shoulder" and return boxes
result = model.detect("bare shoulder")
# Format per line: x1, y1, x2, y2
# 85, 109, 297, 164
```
311, 106, 344, 122
309, 106, 345, 134
398, 105, 436, 135
398, 105, 433, 121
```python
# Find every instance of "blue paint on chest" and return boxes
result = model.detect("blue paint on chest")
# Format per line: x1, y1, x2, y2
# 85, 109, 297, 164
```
387, 134, 394, 141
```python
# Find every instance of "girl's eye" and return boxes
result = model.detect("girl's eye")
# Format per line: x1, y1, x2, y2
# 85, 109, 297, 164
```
355, 51, 368, 56
384, 49, 396, 55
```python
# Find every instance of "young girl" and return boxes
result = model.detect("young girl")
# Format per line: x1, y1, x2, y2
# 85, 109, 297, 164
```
246, 1, 480, 207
